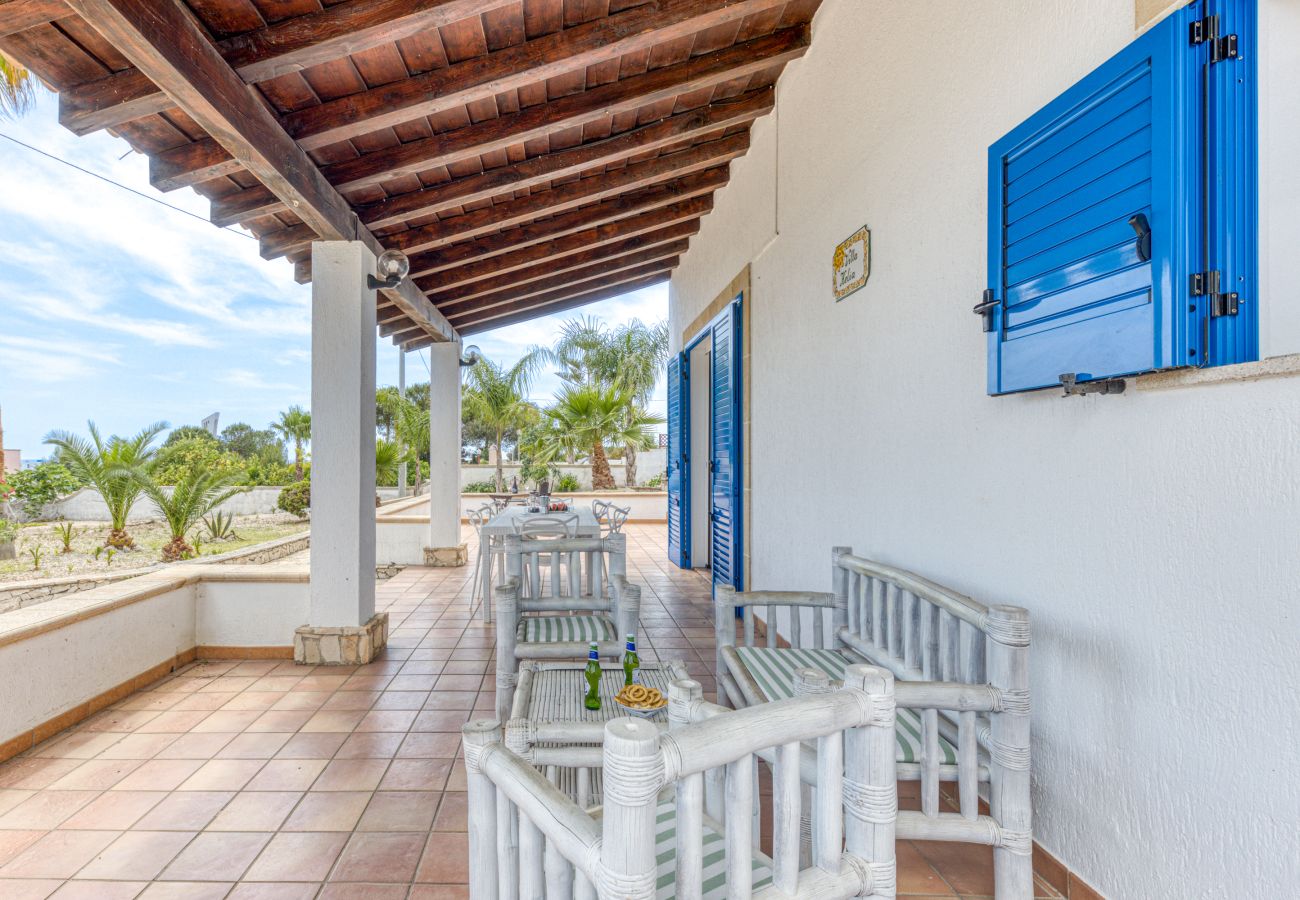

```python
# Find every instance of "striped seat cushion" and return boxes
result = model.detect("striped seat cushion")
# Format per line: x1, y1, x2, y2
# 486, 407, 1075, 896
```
732, 646, 957, 765
651, 793, 772, 899
518, 614, 616, 644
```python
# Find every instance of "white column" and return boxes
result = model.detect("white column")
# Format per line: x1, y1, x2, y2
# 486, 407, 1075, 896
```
428, 341, 463, 550
309, 241, 377, 628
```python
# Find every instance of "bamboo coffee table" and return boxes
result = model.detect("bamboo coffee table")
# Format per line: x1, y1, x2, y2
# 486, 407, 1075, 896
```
505, 659, 690, 805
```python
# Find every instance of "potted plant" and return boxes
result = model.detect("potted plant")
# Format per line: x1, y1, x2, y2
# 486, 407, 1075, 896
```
0, 517, 19, 561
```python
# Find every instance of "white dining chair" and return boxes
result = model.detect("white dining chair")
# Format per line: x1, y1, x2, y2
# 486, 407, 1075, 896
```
514, 513, 580, 599
467, 502, 500, 622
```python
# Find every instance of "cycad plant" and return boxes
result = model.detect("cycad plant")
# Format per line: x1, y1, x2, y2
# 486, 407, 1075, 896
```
462, 352, 543, 491
272, 406, 311, 481
135, 468, 246, 562
45, 421, 168, 549
541, 385, 662, 490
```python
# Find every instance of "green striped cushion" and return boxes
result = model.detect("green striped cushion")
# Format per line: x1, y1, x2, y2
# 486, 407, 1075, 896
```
652, 793, 772, 899
732, 646, 957, 766
518, 614, 616, 644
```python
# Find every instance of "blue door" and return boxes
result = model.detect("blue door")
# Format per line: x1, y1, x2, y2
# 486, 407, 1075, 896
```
666, 352, 690, 568
710, 299, 743, 591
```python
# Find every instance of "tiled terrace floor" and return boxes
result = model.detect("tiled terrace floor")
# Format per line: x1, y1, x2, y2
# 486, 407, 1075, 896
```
0, 524, 1048, 899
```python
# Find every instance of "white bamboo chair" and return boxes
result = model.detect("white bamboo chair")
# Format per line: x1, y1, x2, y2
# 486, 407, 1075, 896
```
466, 503, 501, 622
713, 547, 1033, 900
515, 513, 580, 599
494, 531, 638, 720
464, 665, 899, 900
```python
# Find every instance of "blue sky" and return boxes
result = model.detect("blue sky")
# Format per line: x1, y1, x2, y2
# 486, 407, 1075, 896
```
0, 89, 667, 459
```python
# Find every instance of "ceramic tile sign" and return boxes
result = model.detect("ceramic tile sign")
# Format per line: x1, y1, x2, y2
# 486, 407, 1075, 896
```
832, 226, 870, 301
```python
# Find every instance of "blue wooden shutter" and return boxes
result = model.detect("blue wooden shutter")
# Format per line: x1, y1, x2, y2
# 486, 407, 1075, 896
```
710, 300, 743, 591
986, 5, 1198, 394
666, 352, 690, 569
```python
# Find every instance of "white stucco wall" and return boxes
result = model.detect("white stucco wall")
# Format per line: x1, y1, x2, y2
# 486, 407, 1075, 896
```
669, 2, 1300, 897
41, 485, 404, 522
461, 449, 667, 490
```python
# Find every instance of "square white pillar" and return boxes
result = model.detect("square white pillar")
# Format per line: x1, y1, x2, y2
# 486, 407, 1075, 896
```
425, 341, 465, 565
304, 241, 379, 647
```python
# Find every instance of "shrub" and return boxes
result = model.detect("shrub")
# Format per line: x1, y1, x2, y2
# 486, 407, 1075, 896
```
553, 473, 581, 492
642, 472, 665, 489
277, 479, 311, 518
464, 480, 497, 493
151, 437, 247, 486
0, 518, 20, 544
4, 462, 80, 517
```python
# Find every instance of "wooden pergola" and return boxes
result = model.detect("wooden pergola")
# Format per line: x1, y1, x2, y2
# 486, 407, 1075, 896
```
0, 0, 817, 345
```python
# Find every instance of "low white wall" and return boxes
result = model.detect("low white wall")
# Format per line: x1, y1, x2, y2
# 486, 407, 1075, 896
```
195, 577, 309, 648
462, 448, 666, 490
40, 485, 405, 522
375, 521, 430, 566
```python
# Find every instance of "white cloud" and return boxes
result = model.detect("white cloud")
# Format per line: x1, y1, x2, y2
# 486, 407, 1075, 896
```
221, 369, 301, 393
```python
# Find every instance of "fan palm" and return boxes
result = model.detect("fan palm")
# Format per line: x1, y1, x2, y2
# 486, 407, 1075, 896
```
541, 385, 662, 491
462, 351, 543, 491
0, 52, 35, 119
271, 406, 311, 481
44, 421, 168, 549
602, 320, 669, 486
135, 468, 246, 562
392, 395, 430, 494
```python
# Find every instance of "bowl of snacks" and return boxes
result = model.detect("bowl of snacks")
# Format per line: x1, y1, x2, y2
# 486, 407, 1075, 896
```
548, 501, 569, 512
613, 684, 668, 718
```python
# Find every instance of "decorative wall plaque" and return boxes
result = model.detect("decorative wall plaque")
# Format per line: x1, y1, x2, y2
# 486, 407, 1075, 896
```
832, 226, 870, 301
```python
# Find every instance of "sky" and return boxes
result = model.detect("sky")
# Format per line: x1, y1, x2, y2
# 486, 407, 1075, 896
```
0, 89, 668, 459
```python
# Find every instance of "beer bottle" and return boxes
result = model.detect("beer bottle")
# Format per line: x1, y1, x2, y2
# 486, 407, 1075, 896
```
622, 633, 640, 686
583, 642, 602, 710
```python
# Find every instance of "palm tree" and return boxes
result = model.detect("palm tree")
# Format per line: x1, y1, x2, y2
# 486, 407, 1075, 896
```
135, 468, 246, 562
45, 421, 168, 549
541, 385, 662, 491
375, 439, 403, 487
0, 52, 35, 119
462, 352, 543, 491
271, 406, 311, 481
545, 316, 610, 387
392, 396, 430, 495
602, 320, 669, 486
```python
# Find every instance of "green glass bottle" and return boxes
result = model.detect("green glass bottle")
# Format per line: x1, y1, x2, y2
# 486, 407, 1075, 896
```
583, 642, 602, 711
622, 633, 640, 686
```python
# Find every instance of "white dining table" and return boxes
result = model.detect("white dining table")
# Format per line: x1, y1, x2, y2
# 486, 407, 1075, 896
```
477, 506, 603, 621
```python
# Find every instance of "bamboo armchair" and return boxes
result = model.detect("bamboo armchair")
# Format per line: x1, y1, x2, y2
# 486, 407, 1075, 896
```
463, 664, 900, 900
495, 531, 640, 720
714, 547, 1033, 900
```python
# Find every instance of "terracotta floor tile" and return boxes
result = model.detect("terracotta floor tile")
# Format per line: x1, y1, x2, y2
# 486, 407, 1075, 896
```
227, 882, 321, 899
111, 759, 205, 792
896, 841, 959, 896
0, 829, 119, 878
136, 881, 233, 899
408, 886, 469, 900
281, 792, 370, 832
355, 710, 417, 733
334, 733, 404, 759
134, 792, 234, 831
356, 791, 438, 832
216, 733, 293, 760
192, 711, 262, 733
0, 759, 84, 790
34, 731, 125, 760
245, 711, 315, 733
48, 758, 144, 791
410, 710, 469, 733
270, 692, 332, 712
329, 831, 424, 883
420, 692, 476, 711
0, 829, 45, 866
59, 791, 167, 830
414, 831, 468, 883
75, 829, 195, 880
321, 693, 380, 712
158, 831, 270, 881
295, 676, 351, 692
152, 733, 237, 760
221, 692, 283, 712
243, 830, 348, 881
248, 677, 306, 693
431, 675, 481, 692
311, 760, 388, 792
317, 884, 408, 899
49, 881, 148, 899
302, 711, 366, 733
370, 691, 429, 711
431, 792, 466, 832
275, 733, 347, 760
178, 760, 267, 792
0, 788, 33, 817
914, 839, 997, 896
170, 693, 236, 712
377, 759, 450, 792
135, 710, 212, 734
395, 733, 460, 759
244, 759, 328, 792
0, 789, 101, 829
95, 733, 180, 760
207, 791, 301, 831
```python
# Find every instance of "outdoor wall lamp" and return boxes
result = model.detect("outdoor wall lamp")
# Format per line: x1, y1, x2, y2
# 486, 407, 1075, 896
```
459, 344, 482, 368
368, 249, 410, 289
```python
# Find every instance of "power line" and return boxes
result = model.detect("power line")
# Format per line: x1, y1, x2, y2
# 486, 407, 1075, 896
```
0, 131, 256, 240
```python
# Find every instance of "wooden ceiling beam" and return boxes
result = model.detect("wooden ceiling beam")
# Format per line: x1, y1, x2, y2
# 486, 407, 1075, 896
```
158, 23, 808, 194
455, 272, 673, 336
415, 208, 703, 291
405, 169, 726, 278
58, 0, 512, 135
62, 0, 455, 343
215, 87, 772, 229
422, 225, 696, 304
262, 131, 746, 261
448, 264, 680, 326
436, 245, 685, 319
0, 0, 69, 38
285, 0, 787, 151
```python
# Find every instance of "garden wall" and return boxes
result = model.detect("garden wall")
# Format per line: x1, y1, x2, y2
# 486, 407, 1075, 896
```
461, 448, 666, 490
40, 486, 405, 521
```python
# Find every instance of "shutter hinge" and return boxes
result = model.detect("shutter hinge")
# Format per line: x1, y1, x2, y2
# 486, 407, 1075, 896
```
972, 289, 1000, 333
1059, 374, 1126, 397
1189, 15, 1238, 63
1190, 270, 1240, 317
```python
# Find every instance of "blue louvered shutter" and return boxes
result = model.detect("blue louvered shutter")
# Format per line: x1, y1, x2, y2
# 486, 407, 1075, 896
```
710, 301, 742, 591
986, 5, 1198, 394
666, 352, 690, 569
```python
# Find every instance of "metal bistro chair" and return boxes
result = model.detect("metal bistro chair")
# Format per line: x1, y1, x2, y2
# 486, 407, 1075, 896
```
514, 513, 580, 600
467, 503, 502, 622
586, 503, 630, 598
